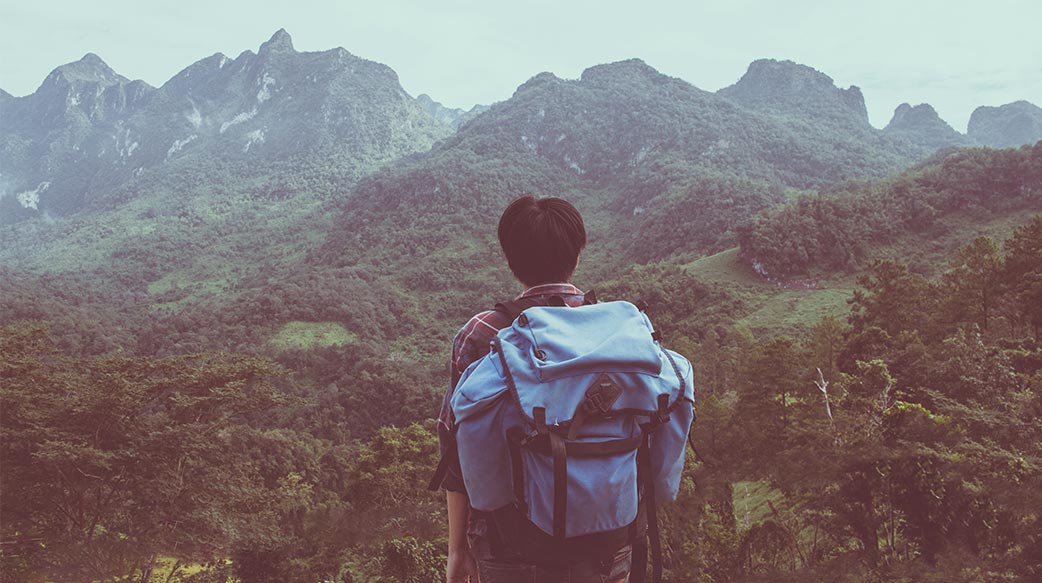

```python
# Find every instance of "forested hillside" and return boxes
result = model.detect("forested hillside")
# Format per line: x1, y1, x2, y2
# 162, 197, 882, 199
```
2, 30, 1042, 583
738, 144, 1042, 278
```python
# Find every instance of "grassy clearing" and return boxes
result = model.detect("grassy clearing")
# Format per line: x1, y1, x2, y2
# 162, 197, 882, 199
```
152, 556, 211, 579
738, 288, 852, 333
683, 247, 853, 333
269, 321, 356, 351
685, 247, 769, 287
734, 480, 785, 529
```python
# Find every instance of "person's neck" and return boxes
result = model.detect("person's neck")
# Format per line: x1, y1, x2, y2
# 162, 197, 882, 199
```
521, 282, 574, 293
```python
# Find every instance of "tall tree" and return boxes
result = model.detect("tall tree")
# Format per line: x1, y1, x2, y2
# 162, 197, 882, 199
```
1003, 215, 1042, 338
943, 236, 1002, 331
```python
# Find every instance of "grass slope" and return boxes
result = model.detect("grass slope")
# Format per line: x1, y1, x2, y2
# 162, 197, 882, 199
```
269, 321, 356, 351
685, 248, 854, 334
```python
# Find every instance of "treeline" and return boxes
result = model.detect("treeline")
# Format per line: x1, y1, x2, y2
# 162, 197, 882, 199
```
737, 143, 1042, 278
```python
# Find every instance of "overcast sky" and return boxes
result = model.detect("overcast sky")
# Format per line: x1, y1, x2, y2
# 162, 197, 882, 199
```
2, 0, 1039, 131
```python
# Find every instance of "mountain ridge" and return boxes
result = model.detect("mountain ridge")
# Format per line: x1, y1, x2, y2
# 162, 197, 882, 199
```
314, 56, 951, 277
0, 29, 455, 220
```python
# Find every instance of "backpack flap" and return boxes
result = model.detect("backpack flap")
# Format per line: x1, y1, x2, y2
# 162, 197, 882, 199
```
505, 301, 663, 383
497, 302, 676, 425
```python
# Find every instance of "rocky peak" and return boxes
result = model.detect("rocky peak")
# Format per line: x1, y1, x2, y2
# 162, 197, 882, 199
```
45, 53, 128, 88
0, 87, 11, 100
259, 28, 295, 55
967, 101, 1042, 148
514, 72, 562, 96
884, 103, 965, 150
416, 94, 484, 130
27, 53, 148, 124
719, 59, 868, 124
885, 103, 949, 131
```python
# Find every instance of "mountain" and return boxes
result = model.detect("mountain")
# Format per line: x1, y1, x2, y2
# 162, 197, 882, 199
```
967, 100, 1042, 148
0, 29, 453, 222
0, 53, 155, 219
884, 102, 968, 151
715, 58, 947, 170
718, 59, 869, 125
5, 44, 1038, 313
315, 58, 944, 278
416, 94, 489, 129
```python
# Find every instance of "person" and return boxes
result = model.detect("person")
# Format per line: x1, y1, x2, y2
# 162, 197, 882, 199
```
436, 195, 632, 583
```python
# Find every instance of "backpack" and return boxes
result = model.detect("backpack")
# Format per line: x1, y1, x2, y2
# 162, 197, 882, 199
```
430, 298, 694, 583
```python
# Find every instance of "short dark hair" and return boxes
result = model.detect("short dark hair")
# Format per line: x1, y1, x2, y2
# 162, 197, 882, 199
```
498, 195, 586, 286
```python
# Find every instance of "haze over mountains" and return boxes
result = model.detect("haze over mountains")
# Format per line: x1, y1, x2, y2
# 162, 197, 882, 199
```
1, 30, 1039, 226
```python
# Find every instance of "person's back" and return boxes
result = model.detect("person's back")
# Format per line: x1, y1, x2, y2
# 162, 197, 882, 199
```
432, 195, 693, 583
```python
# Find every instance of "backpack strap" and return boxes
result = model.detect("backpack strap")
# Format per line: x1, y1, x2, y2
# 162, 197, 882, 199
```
634, 393, 671, 583
493, 296, 555, 322
533, 406, 568, 540
427, 429, 458, 491
550, 429, 568, 540
506, 428, 529, 513
493, 288, 595, 324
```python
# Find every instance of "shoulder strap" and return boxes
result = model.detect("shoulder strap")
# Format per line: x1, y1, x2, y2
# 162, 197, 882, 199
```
634, 393, 671, 583
427, 429, 458, 491
493, 289, 596, 322
492, 296, 548, 322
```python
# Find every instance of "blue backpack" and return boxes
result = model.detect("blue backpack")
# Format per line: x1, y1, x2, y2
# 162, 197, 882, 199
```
432, 299, 694, 582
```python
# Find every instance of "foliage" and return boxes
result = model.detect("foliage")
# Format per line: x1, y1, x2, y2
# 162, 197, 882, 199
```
0, 323, 286, 581
738, 144, 1042, 278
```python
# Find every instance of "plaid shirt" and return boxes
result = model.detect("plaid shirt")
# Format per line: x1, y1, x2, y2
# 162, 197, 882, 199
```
437, 283, 586, 493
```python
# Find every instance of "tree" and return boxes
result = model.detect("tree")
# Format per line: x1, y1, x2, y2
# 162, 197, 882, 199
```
1, 323, 285, 582
736, 337, 806, 462
943, 236, 1002, 331
1003, 215, 1042, 338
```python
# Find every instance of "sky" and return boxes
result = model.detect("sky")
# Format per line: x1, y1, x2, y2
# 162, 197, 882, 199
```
1, 0, 1039, 131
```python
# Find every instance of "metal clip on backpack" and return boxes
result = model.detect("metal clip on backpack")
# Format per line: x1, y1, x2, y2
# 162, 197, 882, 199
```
431, 299, 694, 583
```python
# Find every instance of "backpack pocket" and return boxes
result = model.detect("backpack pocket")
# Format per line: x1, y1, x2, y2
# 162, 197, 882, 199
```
520, 438, 639, 538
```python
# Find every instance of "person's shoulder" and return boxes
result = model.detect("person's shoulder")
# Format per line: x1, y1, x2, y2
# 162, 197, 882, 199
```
454, 309, 506, 341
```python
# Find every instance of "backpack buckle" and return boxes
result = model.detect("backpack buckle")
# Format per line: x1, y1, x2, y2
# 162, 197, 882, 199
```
584, 374, 622, 415
654, 393, 671, 425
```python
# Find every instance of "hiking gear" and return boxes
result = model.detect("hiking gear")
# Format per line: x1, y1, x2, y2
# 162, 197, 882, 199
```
434, 300, 694, 583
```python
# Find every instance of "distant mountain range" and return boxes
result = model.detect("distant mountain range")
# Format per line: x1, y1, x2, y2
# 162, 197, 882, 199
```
0, 30, 453, 221
314, 57, 1041, 271
2, 35, 1039, 225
